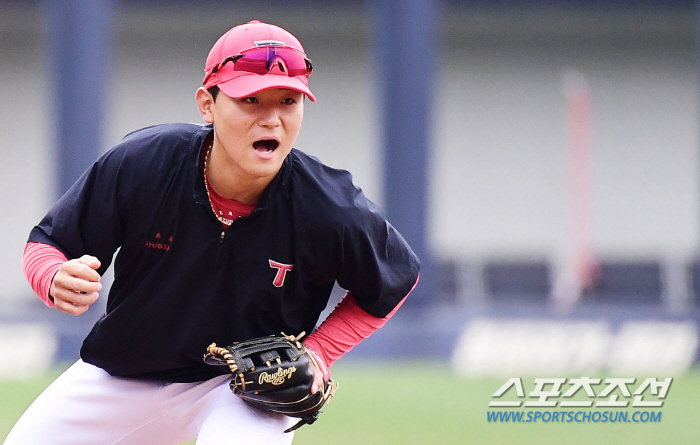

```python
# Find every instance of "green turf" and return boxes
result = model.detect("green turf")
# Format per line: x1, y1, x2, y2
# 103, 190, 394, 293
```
1, 362, 699, 444
0, 368, 64, 441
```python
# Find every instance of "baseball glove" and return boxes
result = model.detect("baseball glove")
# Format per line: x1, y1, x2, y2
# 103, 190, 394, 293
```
203, 332, 337, 433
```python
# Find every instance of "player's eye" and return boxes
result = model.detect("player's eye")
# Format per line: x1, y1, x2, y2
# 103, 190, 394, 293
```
282, 97, 297, 105
241, 96, 259, 104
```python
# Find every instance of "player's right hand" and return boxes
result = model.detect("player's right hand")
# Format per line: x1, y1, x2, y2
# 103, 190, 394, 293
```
50, 255, 102, 316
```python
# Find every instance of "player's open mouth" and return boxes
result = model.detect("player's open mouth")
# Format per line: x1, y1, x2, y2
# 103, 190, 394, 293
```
253, 139, 279, 154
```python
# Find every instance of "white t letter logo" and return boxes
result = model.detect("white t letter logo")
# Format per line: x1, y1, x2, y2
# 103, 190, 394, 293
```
269, 260, 294, 287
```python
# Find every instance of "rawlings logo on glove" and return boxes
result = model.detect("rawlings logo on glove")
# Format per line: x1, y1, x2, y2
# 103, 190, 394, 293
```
259, 366, 297, 385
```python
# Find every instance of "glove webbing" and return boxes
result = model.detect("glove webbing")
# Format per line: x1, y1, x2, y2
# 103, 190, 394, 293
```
206, 343, 239, 374
205, 332, 306, 374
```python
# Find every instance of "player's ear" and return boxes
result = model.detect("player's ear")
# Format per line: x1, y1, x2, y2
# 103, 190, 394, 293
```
196, 87, 215, 124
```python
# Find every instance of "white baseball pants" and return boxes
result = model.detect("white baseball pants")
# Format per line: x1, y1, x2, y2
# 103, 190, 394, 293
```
2, 360, 296, 445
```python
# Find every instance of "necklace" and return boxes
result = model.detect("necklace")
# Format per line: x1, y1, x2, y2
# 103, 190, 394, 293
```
203, 142, 233, 227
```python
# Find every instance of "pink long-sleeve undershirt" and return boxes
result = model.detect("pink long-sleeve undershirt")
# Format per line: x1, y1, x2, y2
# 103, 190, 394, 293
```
22, 242, 67, 307
303, 278, 416, 377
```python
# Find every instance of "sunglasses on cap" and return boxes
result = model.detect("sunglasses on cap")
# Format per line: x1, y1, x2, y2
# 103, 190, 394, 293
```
204, 45, 313, 84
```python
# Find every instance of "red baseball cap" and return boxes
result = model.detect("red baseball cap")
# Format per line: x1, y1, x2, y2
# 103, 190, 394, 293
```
203, 21, 316, 102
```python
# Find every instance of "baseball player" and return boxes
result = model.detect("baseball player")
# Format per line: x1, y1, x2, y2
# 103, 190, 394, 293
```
5, 20, 419, 445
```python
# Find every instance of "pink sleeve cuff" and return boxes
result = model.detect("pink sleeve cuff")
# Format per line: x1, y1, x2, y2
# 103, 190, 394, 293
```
22, 242, 68, 307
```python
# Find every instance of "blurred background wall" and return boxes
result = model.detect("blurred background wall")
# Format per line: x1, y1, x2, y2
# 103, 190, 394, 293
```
1, 0, 698, 376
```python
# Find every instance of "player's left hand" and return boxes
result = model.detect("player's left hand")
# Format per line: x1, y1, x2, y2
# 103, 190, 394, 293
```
304, 345, 330, 395
310, 362, 324, 394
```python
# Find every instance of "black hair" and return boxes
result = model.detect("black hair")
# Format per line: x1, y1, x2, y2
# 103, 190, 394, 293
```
208, 86, 220, 101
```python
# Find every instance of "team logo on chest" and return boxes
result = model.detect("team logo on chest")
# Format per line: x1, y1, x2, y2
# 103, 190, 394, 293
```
144, 232, 173, 251
269, 260, 294, 287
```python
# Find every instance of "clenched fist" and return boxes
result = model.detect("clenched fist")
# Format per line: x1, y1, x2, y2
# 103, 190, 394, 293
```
50, 255, 102, 316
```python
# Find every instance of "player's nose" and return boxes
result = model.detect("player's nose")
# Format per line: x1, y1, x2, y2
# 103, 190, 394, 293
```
257, 105, 281, 127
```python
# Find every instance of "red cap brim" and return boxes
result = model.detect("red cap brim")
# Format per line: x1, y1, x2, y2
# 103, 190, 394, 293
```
216, 73, 316, 102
